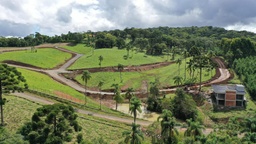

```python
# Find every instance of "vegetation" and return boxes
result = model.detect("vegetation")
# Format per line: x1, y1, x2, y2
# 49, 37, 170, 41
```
81, 70, 91, 105
20, 104, 81, 144
75, 59, 215, 90
0, 64, 28, 125
0, 48, 72, 69
68, 47, 167, 69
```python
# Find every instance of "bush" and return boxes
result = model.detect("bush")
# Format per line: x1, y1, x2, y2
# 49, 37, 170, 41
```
172, 89, 198, 120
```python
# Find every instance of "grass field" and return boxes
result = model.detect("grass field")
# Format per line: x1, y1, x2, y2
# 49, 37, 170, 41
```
75, 59, 216, 90
65, 45, 172, 69
3, 95, 41, 133
62, 44, 92, 54
3, 95, 150, 143
0, 48, 72, 69
17, 68, 120, 114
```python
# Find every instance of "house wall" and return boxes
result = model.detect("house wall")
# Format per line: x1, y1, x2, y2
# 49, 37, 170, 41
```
225, 90, 236, 106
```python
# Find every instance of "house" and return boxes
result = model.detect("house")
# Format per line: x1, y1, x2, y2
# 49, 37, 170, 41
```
212, 84, 246, 107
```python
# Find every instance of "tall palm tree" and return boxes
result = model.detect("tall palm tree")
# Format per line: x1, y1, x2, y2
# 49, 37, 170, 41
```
112, 83, 123, 110
157, 109, 179, 144
122, 123, 144, 144
173, 76, 183, 86
176, 58, 182, 76
129, 96, 142, 123
117, 64, 124, 82
81, 70, 91, 105
183, 50, 189, 80
184, 119, 205, 140
98, 55, 103, 68
125, 87, 134, 104
98, 81, 104, 110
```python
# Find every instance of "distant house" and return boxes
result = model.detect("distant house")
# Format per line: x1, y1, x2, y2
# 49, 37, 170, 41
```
212, 84, 246, 107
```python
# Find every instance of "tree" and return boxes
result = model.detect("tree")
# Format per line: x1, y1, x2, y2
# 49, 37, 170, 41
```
98, 55, 103, 68
173, 76, 183, 86
20, 104, 81, 144
183, 50, 189, 80
176, 58, 182, 76
117, 64, 124, 82
122, 123, 144, 144
157, 109, 178, 144
125, 87, 134, 104
129, 96, 142, 123
81, 70, 91, 105
112, 83, 123, 110
98, 81, 104, 110
172, 89, 198, 120
184, 119, 205, 140
0, 64, 28, 126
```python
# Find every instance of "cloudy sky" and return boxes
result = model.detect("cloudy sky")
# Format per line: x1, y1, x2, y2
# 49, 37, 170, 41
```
1, 0, 256, 37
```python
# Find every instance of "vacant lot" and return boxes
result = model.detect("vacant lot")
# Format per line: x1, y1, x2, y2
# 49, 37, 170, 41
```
0, 48, 72, 69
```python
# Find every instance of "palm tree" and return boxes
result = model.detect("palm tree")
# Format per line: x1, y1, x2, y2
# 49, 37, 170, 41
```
173, 76, 183, 86
176, 58, 182, 76
98, 81, 104, 110
129, 96, 142, 123
81, 70, 91, 105
117, 63, 124, 82
112, 83, 123, 110
157, 109, 179, 144
183, 50, 189, 80
125, 87, 134, 104
184, 119, 205, 140
98, 55, 103, 68
122, 123, 144, 144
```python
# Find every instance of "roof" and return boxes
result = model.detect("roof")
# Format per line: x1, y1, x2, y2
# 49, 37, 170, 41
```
212, 84, 246, 95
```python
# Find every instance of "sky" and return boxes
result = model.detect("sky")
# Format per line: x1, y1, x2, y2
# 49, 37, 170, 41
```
1, 0, 256, 37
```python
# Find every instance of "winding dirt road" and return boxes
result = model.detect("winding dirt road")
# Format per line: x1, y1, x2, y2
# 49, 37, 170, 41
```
4, 45, 230, 130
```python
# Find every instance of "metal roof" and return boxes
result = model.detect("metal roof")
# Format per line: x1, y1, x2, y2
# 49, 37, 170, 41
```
212, 84, 246, 95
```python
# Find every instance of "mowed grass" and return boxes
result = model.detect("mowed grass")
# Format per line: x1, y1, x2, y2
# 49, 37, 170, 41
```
75, 59, 216, 90
17, 68, 117, 114
3, 95, 41, 134
0, 48, 72, 69
62, 44, 92, 54
67, 46, 168, 69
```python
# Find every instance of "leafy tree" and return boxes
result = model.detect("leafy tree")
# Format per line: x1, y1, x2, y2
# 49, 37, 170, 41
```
0, 64, 28, 126
122, 123, 144, 144
117, 64, 124, 82
98, 55, 103, 68
112, 83, 123, 110
81, 70, 91, 105
129, 96, 142, 123
125, 87, 134, 104
20, 104, 81, 144
149, 78, 160, 99
172, 89, 198, 120
184, 119, 205, 140
173, 76, 183, 86
157, 109, 178, 144
176, 58, 182, 76
98, 81, 104, 110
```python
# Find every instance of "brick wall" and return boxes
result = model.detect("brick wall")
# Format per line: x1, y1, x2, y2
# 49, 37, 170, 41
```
225, 90, 236, 106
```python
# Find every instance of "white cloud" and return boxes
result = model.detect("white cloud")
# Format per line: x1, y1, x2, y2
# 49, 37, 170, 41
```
0, 0, 256, 36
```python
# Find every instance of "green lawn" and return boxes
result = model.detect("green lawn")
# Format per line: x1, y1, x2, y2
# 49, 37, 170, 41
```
62, 44, 92, 54
67, 47, 170, 69
75, 59, 216, 90
17, 68, 117, 114
0, 48, 72, 69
